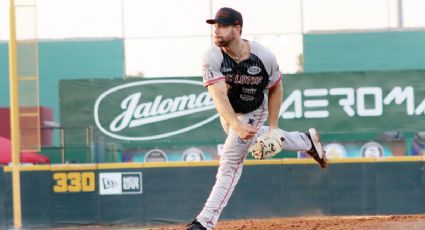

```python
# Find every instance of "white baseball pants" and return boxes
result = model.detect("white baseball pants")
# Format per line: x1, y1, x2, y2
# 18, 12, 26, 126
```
196, 100, 313, 229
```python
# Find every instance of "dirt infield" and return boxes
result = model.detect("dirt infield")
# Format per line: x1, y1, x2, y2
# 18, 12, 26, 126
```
156, 215, 425, 230
45, 214, 425, 230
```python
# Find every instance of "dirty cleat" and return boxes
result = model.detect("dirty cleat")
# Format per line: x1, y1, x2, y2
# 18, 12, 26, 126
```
305, 128, 328, 168
186, 219, 207, 230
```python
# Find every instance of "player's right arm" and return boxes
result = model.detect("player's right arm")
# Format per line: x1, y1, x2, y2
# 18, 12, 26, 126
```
207, 82, 257, 139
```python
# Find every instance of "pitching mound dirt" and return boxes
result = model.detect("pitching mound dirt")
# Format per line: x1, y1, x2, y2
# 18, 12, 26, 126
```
157, 215, 425, 230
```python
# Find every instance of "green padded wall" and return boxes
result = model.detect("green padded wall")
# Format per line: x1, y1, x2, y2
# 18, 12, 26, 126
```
304, 30, 425, 73
1, 161, 425, 229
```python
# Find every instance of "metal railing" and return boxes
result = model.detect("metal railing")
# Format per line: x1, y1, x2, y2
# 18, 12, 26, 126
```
40, 126, 94, 164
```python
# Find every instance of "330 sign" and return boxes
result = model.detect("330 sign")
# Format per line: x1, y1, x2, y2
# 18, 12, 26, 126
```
53, 172, 95, 193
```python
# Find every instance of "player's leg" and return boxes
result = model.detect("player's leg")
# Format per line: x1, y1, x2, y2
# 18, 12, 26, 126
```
195, 128, 247, 229
194, 105, 268, 229
250, 127, 327, 168
253, 126, 311, 151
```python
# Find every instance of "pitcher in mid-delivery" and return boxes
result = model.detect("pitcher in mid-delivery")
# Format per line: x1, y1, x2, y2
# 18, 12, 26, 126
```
186, 7, 327, 230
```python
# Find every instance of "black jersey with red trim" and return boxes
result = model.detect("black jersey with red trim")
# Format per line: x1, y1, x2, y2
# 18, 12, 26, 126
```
202, 40, 282, 114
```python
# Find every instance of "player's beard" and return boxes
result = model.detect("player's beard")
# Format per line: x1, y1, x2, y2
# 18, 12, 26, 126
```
214, 37, 231, 47
214, 32, 235, 47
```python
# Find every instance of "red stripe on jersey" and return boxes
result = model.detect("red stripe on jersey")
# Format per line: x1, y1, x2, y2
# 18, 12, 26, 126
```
204, 76, 225, 87
268, 73, 282, 89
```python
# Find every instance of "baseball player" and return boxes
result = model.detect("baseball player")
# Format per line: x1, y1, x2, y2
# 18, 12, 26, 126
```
186, 7, 327, 230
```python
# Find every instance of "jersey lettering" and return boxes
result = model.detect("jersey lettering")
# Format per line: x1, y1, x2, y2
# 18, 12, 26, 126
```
221, 52, 269, 113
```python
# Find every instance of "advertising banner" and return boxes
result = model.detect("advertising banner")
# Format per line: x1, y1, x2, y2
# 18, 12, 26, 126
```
60, 78, 225, 146
99, 172, 142, 195
279, 71, 425, 133
60, 71, 425, 162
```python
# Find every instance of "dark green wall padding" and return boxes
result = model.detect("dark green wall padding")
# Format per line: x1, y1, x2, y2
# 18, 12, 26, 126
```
304, 30, 425, 73
0, 168, 6, 230
1, 161, 425, 229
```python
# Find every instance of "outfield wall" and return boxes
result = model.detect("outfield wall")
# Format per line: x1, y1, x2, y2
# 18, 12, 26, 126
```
0, 168, 6, 230
1, 158, 425, 229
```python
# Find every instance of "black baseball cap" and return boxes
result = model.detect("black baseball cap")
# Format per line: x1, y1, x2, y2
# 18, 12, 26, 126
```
206, 7, 243, 27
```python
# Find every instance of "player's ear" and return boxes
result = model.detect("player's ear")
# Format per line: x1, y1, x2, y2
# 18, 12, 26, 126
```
235, 25, 242, 35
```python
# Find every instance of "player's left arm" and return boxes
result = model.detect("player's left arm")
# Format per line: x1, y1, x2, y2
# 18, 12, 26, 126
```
267, 51, 283, 130
267, 81, 282, 130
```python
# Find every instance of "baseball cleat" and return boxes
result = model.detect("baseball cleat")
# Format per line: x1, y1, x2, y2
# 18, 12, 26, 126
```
305, 128, 328, 168
186, 219, 207, 230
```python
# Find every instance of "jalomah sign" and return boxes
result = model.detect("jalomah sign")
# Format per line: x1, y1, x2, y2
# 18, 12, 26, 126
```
94, 80, 218, 141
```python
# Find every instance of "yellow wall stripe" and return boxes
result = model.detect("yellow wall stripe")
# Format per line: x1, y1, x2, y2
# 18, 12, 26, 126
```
2, 157, 424, 172
50, 164, 97, 171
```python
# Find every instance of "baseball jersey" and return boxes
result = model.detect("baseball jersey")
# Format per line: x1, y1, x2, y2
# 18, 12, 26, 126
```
202, 40, 282, 114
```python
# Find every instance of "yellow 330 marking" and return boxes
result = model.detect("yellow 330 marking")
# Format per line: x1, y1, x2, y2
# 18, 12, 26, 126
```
53, 172, 95, 193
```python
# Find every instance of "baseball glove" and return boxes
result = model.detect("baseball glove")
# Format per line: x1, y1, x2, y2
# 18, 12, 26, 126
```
249, 129, 285, 159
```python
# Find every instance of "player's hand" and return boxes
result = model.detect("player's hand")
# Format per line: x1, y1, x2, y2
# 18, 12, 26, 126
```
234, 122, 258, 139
